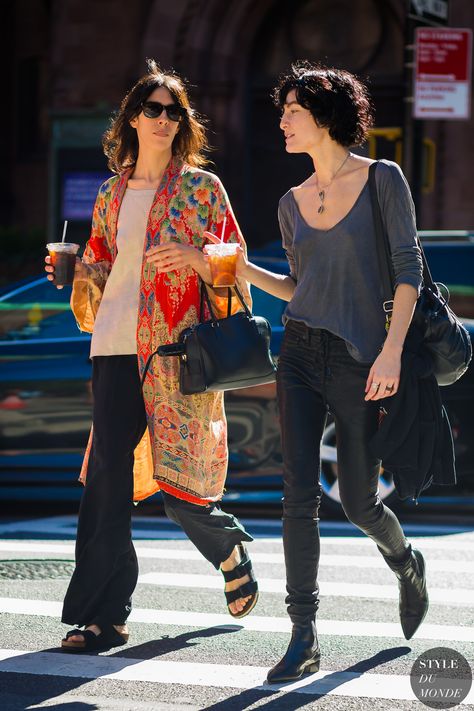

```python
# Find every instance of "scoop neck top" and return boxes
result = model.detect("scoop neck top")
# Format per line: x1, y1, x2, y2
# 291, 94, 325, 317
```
277, 160, 423, 362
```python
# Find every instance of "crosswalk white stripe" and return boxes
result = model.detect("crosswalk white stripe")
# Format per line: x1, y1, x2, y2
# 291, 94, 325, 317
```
0, 597, 472, 642
138, 551, 472, 573
0, 526, 472, 548
138, 571, 473, 605
0, 540, 470, 574
311, 536, 474, 550
274, 536, 474, 551
0, 541, 76, 554
0, 541, 472, 573
1, 522, 474, 550
0, 648, 472, 703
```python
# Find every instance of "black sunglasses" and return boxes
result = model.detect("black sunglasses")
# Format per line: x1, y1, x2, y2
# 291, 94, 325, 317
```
141, 101, 184, 122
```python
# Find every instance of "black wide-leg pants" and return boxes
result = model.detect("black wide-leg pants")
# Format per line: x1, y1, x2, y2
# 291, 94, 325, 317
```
277, 322, 411, 626
61, 355, 252, 628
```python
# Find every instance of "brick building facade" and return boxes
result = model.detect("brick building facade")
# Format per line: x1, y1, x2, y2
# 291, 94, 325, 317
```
6, 0, 474, 257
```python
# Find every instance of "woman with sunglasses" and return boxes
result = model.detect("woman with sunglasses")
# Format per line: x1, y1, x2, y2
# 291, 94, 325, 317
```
236, 63, 429, 682
45, 60, 258, 653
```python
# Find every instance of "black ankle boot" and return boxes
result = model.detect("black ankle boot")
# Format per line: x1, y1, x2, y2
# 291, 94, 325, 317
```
266, 620, 321, 684
385, 548, 429, 640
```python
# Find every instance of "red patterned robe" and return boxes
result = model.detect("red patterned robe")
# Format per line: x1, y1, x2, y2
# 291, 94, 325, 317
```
71, 156, 251, 505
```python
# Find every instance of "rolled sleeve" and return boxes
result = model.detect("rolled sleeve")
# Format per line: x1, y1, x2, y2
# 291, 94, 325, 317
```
391, 246, 423, 294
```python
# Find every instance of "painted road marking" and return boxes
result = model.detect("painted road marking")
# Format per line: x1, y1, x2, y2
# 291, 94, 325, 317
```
0, 597, 472, 642
0, 540, 472, 574
0, 649, 472, 703
138, 571, 474, 605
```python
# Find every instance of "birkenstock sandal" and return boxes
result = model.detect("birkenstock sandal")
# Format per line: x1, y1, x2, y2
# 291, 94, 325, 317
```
61, 625, 129, 653
221, 543, 259, 619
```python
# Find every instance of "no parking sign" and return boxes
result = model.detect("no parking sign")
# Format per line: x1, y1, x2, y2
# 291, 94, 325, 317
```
414, 27, 472, 120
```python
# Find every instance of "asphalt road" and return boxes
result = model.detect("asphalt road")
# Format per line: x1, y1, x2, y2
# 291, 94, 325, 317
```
0, 510, 473, 710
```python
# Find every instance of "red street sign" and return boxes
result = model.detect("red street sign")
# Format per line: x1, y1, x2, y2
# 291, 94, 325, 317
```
414, 27, 472, 119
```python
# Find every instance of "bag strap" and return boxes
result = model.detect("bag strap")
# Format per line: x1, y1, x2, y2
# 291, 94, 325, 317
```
199, 282, 252, 323
368, 162, 395, 302
141, 281, 252, 389
368, 161, 435, 298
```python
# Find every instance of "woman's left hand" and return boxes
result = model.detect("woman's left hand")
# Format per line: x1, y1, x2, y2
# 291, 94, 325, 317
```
364, 346, 401, 401
146, 243, 200, 272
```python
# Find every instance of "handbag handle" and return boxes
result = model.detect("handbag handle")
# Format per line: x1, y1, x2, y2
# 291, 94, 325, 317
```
199, 281, 252, 324
141, 280, 252, 389
368, 162, 436, 301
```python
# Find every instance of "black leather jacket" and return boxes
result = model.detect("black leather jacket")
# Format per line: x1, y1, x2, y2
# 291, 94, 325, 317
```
370, 328, 456, 502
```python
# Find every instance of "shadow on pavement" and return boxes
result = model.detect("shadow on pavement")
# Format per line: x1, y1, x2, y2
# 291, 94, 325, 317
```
0, 674, 99, 711
201, 645, 412, 710
108, 625, 241, 658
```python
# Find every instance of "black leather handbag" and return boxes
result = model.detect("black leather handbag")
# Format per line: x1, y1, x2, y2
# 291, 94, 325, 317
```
143, 283, 277, 395
369, 162, 472, 386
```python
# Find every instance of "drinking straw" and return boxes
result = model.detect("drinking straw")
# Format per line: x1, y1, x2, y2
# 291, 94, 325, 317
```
220, 216, 226, 242
203, 231, 221, 244
61, 220, 68, 243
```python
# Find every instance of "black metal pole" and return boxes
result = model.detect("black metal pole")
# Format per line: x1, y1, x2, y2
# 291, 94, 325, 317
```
402, 7, 416, 189
402, 1, 449, 219
402, 3, 424, 218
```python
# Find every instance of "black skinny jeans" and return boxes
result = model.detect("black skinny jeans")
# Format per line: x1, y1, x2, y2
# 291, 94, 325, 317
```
61, 355, 252, 629
277, 321, 410, 625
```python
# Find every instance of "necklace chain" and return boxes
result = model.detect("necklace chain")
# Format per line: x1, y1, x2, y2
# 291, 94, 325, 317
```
315, 152, 351, 214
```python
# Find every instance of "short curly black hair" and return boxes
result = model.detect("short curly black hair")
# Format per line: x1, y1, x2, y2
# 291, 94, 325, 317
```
272, 61, 374, 147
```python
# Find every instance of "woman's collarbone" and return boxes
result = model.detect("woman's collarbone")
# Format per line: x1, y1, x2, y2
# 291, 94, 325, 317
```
296, 178, 367, 230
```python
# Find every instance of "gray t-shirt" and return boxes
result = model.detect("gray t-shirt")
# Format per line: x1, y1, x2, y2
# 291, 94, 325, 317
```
278, 160, 423, 363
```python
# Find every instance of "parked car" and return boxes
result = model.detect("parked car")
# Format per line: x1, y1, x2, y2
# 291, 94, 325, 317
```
1, 234, 473, 513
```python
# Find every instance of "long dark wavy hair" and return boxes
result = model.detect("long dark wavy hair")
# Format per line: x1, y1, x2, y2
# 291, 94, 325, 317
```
273, 61, 374, 147
103, 59, 209, 173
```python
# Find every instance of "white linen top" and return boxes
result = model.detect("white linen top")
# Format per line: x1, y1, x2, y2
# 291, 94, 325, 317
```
90, 188, 155, 357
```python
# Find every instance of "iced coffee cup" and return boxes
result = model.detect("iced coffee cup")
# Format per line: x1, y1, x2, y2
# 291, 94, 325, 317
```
203, 242, 239, 287
46, 242, 80, 286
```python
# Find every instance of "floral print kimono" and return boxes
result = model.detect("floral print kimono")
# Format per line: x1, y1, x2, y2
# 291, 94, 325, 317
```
71, 156, 251, 505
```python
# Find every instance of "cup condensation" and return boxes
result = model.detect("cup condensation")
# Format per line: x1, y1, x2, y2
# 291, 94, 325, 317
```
203, 242, 239, 287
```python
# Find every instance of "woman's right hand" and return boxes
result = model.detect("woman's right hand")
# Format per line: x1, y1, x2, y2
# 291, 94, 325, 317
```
44, 256, 87, 289
235, 245, 249, 278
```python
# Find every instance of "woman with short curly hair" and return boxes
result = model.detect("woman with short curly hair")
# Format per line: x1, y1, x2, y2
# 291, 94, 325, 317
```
236, 62, 428, 682
45, 60, 259, 653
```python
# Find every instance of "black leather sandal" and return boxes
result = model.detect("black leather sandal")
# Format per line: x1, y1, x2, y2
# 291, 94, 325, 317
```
61, 625, 129, 653
221, 543, 259, 619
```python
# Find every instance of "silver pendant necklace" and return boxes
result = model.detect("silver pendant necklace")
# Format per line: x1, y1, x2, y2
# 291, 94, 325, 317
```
315, 152, 351, 214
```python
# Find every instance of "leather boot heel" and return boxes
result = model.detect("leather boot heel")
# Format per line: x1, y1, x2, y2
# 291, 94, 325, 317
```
267, 621, 320, 684
305, 657, 321, 674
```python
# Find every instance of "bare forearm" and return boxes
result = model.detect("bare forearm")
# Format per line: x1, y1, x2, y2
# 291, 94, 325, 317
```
240, 262, 296, 301
383, 283, 418, 354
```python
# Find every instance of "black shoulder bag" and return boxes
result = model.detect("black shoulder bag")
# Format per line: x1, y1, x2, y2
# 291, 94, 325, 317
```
368, 162, 472, 386
141, 283, 277, 394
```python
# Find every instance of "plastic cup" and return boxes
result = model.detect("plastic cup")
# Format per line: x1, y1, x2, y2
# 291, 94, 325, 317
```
46, 242, 80, 286
203, 242, 239, 287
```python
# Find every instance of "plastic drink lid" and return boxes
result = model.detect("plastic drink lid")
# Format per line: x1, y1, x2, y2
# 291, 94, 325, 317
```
47, 243, 80, 252
204, 243, 238, 256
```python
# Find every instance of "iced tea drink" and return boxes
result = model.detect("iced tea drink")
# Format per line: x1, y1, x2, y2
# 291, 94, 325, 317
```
46, 242, 80, 286
203, 242, 239, 287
